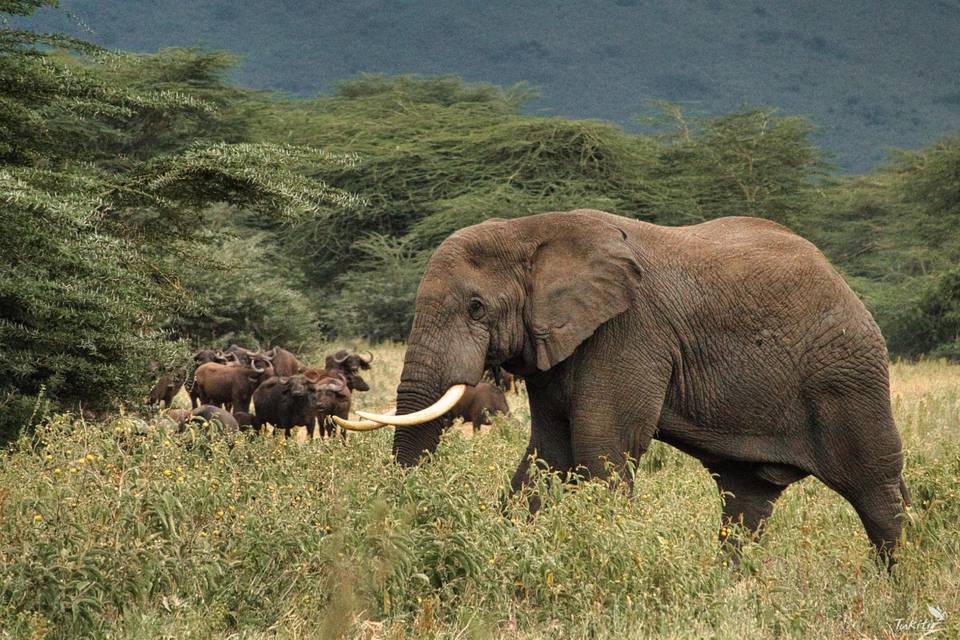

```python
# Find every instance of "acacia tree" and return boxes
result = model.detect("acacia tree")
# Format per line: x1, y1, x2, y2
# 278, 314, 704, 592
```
0, 2, 361, 437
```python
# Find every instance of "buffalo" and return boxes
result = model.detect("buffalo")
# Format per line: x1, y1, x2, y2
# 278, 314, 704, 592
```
147, 369, 186, 407
314, 374, 352, 439
324, 349, 373, 392
264, 346, 308, 377
447, 382, 510, 432
252, 374, 321, 438
193, 356, 274, 413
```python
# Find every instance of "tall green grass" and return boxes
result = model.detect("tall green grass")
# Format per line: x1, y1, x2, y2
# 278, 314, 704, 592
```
1, 347, 958, 638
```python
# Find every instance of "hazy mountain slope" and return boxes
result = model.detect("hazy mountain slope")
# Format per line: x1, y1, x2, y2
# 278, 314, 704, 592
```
20, 0, 960, 171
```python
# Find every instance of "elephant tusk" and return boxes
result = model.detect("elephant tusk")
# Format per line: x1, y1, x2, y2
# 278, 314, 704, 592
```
331, 409, 395, 432
355, 384, 466, 426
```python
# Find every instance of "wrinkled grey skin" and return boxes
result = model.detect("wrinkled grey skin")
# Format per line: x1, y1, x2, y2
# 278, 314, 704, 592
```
389, 209, 908, 566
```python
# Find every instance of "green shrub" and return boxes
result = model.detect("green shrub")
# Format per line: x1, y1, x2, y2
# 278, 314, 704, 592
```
319, 234, 428, 341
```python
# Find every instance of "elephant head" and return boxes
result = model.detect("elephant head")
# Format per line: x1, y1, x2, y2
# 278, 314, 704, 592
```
335, 210, 642, 465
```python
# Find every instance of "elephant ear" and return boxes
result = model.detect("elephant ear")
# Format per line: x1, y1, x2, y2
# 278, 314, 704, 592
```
526, 220, 641, 371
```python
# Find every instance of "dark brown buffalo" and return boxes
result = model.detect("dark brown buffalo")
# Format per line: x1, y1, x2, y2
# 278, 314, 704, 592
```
189, 405, 240, 431
314, 374, 352, 439
157, 406, 239, 432
188, 349, 230, 408
252, 374, 320, 438
148, 369, 186, 407
232, 411, 262, 431
193, 357, 274, 413
265, 346, 308, 377
447, 382, 510, 432
487, 366, 520, 395
224, 344, 257, 367
324, 349, 373, 391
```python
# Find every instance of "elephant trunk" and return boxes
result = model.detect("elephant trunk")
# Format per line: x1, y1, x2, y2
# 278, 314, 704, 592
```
390, 341, 450, 466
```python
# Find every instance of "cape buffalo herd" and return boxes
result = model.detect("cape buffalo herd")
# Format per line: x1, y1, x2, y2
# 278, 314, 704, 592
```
148, 345, 514, 439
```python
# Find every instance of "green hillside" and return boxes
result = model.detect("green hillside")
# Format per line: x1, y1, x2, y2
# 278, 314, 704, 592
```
18, 0, 960, 172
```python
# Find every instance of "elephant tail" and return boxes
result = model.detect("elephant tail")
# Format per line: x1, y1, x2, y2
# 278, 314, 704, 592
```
899, 475, 911, 507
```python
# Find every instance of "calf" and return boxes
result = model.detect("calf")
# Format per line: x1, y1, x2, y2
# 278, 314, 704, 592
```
314, 375, 352, 439
147, 369, 186, 407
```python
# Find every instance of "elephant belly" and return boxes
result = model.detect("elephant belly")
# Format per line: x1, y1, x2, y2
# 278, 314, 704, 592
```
654, 403, 812, 472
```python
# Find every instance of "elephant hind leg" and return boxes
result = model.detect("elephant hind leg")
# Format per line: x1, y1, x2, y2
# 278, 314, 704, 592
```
708, 463, 787, 558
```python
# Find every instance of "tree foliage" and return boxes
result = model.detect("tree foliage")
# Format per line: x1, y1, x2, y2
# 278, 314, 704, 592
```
0, 5, 358, 438
3, 2, 959, 442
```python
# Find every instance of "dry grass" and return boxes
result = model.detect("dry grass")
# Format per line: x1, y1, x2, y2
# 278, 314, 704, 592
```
0, 347, 958, 639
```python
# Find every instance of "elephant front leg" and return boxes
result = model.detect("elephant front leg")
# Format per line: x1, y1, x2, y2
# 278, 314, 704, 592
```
506, 392, 575, 515
568, 387, 666, 491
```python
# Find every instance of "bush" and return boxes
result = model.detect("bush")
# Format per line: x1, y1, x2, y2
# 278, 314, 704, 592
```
164, 232, 322, 351
319, 234, 428, 341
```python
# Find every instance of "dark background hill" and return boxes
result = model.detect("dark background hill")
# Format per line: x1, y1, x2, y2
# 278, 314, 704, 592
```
20, 0, 960, 172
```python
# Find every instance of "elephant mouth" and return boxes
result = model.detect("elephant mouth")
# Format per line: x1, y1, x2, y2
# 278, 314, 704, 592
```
332, 384, 466, 432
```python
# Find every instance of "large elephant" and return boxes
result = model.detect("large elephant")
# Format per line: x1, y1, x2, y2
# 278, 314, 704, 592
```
335, 209, 909, 566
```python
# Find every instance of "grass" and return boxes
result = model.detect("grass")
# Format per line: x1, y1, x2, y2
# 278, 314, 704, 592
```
0, 345, 958, 638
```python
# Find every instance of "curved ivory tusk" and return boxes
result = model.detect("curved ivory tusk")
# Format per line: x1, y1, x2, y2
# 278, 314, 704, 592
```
331, 409, 396, 432
356, 384, 466, 426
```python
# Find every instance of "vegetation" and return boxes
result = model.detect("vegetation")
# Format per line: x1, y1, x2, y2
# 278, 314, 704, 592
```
0, 2, 358, 437
1, 345, 958, 638
2, 5, 959, 442
2, 6, 959, 639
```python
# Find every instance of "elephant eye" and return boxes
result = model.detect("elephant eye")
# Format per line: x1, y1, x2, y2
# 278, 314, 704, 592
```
468, 298, 485, 321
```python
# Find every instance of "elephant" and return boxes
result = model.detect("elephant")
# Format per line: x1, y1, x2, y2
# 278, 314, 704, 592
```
334, 209, 910, 568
